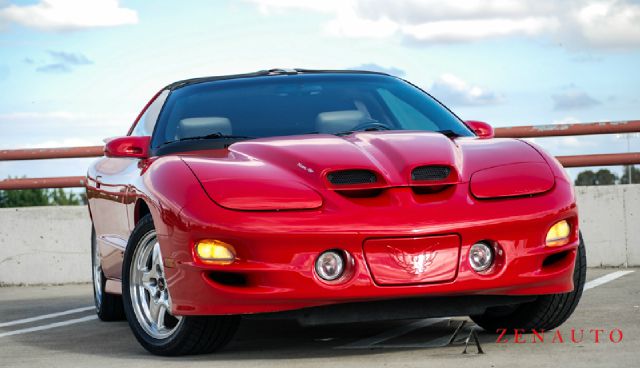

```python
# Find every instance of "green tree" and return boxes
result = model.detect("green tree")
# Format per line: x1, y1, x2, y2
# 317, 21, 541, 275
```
574, 170, 595, 186
620, 165, 640, 184
0, 188, 50, 207
574, 169, 619, 186
49, 188, 82, 205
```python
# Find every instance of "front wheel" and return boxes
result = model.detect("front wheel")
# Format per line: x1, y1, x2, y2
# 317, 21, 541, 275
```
471, 232, 587, 332
122, 214, 239, 356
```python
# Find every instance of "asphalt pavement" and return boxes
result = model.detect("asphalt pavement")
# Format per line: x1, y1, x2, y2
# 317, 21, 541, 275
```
0, 268, 638, 368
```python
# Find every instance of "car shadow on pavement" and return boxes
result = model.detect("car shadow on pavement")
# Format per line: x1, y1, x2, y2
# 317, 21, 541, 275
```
6, 315, 498, 362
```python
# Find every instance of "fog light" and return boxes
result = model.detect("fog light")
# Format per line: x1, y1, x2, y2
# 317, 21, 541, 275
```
315, 250, 345, 281
546, 220, 571, 247
469, 242, 494, 272
195, 240, 235, 264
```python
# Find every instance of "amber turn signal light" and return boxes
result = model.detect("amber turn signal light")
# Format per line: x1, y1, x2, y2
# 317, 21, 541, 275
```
546, 220, 571, 247
195, 240, 235, 264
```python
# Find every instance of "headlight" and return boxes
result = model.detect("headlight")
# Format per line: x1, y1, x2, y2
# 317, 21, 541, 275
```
315, 250, 345, 281
470, 162, 554, 199
469, 242, 494, 272
201, 178, 323, 211
195, 239, 235, 264
546, 220, 571, 247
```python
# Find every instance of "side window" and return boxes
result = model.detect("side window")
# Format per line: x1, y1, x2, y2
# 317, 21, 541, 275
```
377, 88, 438, 131
131, 90, 170, 136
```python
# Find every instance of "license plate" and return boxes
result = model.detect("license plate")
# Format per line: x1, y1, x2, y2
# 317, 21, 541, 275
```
363, 235, 461, 285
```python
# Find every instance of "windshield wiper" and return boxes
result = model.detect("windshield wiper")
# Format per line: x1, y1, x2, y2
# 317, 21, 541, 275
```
334, 125, 391, 136
160, 133, 255, 146
178, 133, 256, 141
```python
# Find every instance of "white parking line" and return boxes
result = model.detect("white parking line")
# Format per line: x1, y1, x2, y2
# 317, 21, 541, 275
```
0, 315, 97, 338
338, 318, 448, 349
584, 270, 634, 291
0, 306, 94, 328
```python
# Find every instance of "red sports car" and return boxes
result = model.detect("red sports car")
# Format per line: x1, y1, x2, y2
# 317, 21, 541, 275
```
86, 69, 586, 356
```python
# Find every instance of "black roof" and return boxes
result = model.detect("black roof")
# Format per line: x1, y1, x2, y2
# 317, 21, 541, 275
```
164, 68, 394, 91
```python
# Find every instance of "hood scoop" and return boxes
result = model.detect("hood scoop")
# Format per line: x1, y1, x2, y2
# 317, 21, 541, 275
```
325, 169, 386, 197
411, 166, 451, 181
327, 169, 378, 186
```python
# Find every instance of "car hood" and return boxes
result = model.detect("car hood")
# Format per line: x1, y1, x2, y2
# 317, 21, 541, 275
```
179, 131, 551, 210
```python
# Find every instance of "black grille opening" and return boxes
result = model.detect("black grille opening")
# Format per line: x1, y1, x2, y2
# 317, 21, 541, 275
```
327, 170, 377, 185
208, 272, 248, 286
542, 250, 571, 268
411, 166, 451, 181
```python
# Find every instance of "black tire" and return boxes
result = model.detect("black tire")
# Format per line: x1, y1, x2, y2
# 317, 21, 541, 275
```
122, 214, 239, 356
92, 226, 125, 321
471, 232, 587, 332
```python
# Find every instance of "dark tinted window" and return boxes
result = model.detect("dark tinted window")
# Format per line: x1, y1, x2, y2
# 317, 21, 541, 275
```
152, 73, 473, 147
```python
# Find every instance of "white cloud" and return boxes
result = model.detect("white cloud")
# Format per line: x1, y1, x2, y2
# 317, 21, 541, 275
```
348, 63, 405, 76
552, 90, 601, 110
0, 0, 138, 32
573, 0, 640, 49
401, 17, 558, 43
249, 0, 343, 15
31, 50, 94, 73
325, 7, 398, 38
353, 0, 559, 23
429, 73, 502, 106
245, 0, 640, 50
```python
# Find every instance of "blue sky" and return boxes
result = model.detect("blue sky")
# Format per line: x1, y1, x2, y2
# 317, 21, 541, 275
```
1, 0, 639, 181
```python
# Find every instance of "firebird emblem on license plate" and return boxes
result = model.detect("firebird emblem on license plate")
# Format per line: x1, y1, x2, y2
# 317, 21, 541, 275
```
388, 246, 437, 275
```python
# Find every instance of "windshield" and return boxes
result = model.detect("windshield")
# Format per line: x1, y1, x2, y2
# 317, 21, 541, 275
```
151, 73, 474, 148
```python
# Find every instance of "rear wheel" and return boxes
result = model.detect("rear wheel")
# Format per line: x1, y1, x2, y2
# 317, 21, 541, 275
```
92, 226, 125, 321
471, 233, 587, 332
122, 214, 239, 356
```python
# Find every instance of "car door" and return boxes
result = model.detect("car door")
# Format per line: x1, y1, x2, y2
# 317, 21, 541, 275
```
88, 156, 138, 280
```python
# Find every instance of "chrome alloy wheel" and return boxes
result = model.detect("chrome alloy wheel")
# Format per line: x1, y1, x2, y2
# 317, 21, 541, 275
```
92, 235, 103, 309
129, 231, 183, 339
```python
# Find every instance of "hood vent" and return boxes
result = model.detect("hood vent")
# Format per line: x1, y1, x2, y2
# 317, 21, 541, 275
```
411, 166, 451, 181
327, 169, 377, 185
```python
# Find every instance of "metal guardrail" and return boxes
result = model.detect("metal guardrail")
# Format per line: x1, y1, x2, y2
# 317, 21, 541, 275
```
0, 120, 639, 190
494, 120, 640, 138
0, 176, 87, 190
0, 146, 104, 161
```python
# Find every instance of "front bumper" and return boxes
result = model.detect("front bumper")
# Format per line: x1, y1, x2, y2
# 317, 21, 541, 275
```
160, 182, 579, 316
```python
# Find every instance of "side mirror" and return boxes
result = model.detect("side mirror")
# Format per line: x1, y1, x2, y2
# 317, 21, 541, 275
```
104, 136, 151, 158
465, 120, 494, 139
